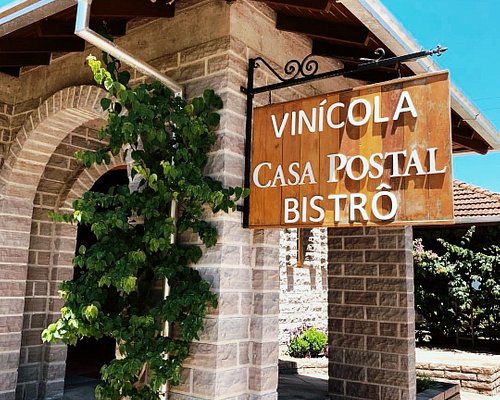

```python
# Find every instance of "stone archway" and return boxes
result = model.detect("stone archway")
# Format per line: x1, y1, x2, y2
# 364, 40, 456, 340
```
0, 85, 115, 400
18, 147, 125, 399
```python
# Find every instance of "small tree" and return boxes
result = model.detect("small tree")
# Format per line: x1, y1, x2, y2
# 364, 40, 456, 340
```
414, 227, 500, 346
42, 56, 247, 399
288, 326, 328, 358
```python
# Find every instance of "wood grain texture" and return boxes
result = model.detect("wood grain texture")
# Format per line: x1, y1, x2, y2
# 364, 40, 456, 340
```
249, 71, 453, 228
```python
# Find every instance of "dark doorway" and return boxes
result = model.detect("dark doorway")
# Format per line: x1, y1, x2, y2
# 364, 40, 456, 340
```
64, 168, 129, 393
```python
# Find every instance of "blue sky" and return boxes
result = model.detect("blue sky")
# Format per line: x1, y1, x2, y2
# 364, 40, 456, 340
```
383, 0, 500, 192
0, 0, 13, 8
0, 0, 498, 191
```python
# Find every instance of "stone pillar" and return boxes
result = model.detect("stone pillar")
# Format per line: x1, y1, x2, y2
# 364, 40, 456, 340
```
327, 227, 416, 400
0, 196, 32, 400
249, 229, 280, 400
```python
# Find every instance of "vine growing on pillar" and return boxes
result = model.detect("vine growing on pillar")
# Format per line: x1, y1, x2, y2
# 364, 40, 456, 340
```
42, 54, 248, 400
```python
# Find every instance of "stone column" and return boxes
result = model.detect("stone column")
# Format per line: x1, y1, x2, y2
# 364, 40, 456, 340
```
327, 227, 416, 400
0, 196, 32, 400
249, 229, 280, 400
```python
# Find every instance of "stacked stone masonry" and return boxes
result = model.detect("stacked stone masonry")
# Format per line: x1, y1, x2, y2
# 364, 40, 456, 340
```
417, 382, 460, 400
328, 227, 417, 400
279, 228, 328, 352
0, 1, 359, 399
0, 1, 424, 399
417, 363, 500, 396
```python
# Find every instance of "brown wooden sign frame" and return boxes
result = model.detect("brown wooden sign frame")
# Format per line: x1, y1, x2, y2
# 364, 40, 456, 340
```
240, 46, 449, 228
248, 72, 453, 229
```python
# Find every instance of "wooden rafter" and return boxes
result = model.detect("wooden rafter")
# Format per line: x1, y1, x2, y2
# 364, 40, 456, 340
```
276, 13, 369, 44
0, 67, 21, 77
91, 0, 175, 18
452, 134, 490, 155
39, 19, 128, 37
313, 40, 387, 60
0, 52, 51, 66
0, 37, 85, 53
346, 69, 400, 83
261, 0, 330, 11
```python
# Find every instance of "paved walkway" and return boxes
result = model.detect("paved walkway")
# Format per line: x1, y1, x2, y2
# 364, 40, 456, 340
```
417, 347, 500, 368
278, 372, 329, 400
278, 370, 498, 400
62, 372, 497, 399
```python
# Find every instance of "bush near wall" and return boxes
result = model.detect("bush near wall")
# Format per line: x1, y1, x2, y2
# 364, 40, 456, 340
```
413, 227, 500, 348
288, 326, 328, 358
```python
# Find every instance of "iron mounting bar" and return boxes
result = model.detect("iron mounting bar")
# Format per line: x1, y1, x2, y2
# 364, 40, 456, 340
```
240, 45, 447, 228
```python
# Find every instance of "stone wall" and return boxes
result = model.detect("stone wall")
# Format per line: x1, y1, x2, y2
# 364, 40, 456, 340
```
328, 227, 417, 400
0, 1, 363, 399
279, 228, 328, 352
417, 361, 500, 396
0, 102, 11, 168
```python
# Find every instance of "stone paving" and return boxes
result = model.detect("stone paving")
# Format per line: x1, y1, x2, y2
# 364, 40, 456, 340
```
417, 348, 500, 397
62, 372, 497, 399
278, 370, 497, 400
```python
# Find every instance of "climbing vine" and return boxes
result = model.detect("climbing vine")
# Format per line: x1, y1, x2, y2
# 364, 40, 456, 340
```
42, 55, 247, 399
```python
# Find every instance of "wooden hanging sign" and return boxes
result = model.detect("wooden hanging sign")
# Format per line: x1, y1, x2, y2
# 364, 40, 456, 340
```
249, 71, 454, 228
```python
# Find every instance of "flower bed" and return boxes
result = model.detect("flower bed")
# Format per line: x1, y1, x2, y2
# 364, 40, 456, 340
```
278, 356, 328, 375
417, 382, 461, 400
417, 348, 500, 396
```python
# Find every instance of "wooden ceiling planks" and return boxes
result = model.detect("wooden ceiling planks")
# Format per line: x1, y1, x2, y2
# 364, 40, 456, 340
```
0, 0, 177, 75
276, 13, 370, 44
0, 0, 491, 154
259, 0, 491, 154
91, 0, 175, 18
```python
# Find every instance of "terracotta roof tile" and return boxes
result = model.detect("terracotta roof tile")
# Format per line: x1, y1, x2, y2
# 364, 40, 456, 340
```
453, 180, 500, 219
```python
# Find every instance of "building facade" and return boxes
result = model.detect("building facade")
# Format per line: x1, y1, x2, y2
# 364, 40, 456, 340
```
0, 1, 498, 400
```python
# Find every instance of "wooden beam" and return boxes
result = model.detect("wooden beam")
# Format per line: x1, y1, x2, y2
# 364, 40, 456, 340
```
0, 67, 21, 77
345, 69, 400, 83
452, 122, 474, 139
91, 0, 175, 18
0, 52, 51, 66
312, 40, 385, 60
343, 61, 400, 74
262, 0, 330, 11
40, 19, 128, 37
276, 13, 369, 44
0, 37, 85, 53
452, 134, 490, 155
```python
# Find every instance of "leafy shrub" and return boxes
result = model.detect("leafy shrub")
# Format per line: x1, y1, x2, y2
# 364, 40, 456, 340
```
414, 227, 500, 346
41, 55, 248, 400
288, 327, 327, 358
417, 375, 438, 392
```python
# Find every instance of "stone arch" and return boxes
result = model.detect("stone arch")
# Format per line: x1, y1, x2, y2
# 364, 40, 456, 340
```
19, 153, 125, 399
0, 85, 114, 400
0, 85, 108, 201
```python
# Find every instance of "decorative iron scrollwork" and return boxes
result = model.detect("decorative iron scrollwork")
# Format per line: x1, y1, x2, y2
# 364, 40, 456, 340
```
359, 47, 386, 62
254, 54, 319, 82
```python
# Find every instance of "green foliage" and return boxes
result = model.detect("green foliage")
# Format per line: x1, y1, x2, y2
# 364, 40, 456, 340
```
288, 327, 328, 358
414, 227, 500, 345
42, 54, 248, 399
417, 375, 438, 392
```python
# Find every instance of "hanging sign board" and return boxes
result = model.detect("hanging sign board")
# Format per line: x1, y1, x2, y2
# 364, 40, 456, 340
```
249, 71, 454, 228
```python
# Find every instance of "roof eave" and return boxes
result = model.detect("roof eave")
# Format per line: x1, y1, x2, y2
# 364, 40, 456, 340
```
0, 0, 74, 37
338, 0, 500, 151
454, 216, 500, 225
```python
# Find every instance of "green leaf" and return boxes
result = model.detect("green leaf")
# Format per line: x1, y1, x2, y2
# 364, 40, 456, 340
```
206, 112, 220, 127
41, 54, 249, 398
100, 98, 112, 111
84, 304, 99, 320
118, 71, 131, 85
192, 97, 205, 115
121, 276, 137, 294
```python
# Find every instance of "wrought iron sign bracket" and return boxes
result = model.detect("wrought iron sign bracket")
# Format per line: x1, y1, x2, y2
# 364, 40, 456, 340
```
239, 45, 447, 228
